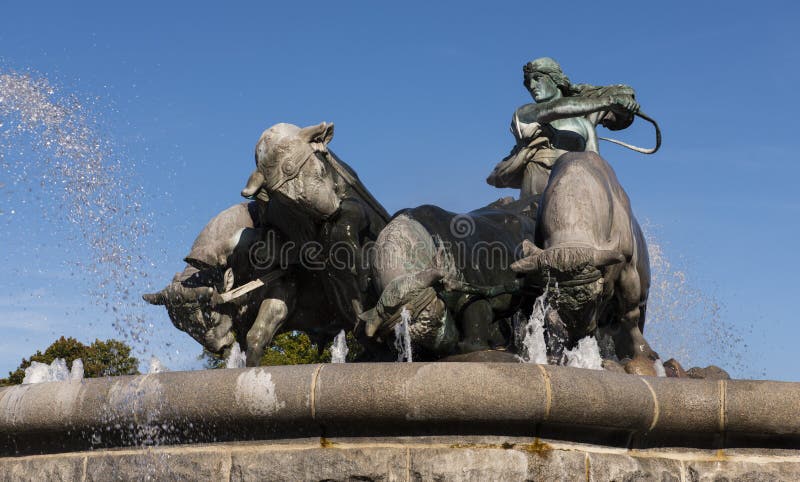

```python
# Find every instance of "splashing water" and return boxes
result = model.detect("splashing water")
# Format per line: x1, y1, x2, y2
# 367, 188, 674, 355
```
517, 289, 550, 364
510, 229, 746, 375
225, 343, 246, 369
515, 283, 605, 368
330, 330, 348, 364
70, 358, 84, 380
0, 71, 159, 364
22, 357, 84, 384
23, 359, 68, 384
653, 358, 666, 377
643, 225, 749, 376
564, 336, 603, 370
394, 307, 413, 362
148, 356, 168, 374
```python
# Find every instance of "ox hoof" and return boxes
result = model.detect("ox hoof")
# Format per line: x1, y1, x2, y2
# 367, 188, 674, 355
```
663, 358, 688, 378
601, 359, 626, 374
687, 365, 730, 380
624, 356, 658, 376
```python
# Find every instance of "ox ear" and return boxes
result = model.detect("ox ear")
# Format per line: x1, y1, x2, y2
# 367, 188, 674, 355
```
241, 169, 265, 198
298, 122, 335, 145
222, 268, 235, 293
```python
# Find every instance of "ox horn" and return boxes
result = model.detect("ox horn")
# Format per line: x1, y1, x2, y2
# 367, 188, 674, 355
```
521, 239, 543, 258
511, 246, 625, 274
240, 170, 265, 198
591, 249, 626, 267
363, 268, 446, 338
143, 283, 214, 306
142, 289, 168, 305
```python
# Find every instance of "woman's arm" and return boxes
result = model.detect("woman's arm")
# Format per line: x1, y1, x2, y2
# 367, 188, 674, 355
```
516, 95, 635, 125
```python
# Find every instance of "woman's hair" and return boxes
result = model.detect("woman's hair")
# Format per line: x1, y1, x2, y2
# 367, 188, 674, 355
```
523, 57, 634, 99
523, 57, 575, 96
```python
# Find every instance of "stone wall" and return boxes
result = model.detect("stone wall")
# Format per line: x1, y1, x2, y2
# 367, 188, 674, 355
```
3, 437, 800, 481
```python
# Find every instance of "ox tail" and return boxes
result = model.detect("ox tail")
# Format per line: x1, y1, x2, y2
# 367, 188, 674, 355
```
512, 239, 624, 275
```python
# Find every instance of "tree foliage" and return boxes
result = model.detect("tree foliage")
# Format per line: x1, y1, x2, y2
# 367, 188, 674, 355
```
0, 336, 140, 386
202, 330, 364, 368
260, 331, 330, 366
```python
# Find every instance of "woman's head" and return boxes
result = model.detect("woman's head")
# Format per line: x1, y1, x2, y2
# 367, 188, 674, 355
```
523, 57, 572, 101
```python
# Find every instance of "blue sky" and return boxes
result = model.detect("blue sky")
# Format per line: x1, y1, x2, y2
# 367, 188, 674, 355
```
1, 1, 798, 380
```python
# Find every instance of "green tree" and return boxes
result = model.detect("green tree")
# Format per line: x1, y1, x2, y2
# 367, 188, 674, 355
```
0, 336, 140, 386
200, 348, 227, 370
83, 339, 140, 377
200, 330, 364, 368
260, 331, 330, 366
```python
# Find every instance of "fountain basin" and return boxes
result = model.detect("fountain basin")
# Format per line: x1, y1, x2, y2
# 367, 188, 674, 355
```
2, 363, 800, 479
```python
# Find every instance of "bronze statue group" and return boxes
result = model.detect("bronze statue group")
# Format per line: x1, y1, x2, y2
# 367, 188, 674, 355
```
144, 58, 695, 378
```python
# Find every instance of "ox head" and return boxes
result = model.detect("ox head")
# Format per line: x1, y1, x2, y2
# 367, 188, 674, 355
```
143, 267, 237, 353
241, 122, 341, 220
142, 202, 266, 354
359, 215, 459, 355
512, 240, 625, 336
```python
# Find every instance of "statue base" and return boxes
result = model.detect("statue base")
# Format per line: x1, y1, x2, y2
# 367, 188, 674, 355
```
4, 435, 800, 480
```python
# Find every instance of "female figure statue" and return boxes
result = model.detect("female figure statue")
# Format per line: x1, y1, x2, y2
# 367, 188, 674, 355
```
487, 57, 643, 198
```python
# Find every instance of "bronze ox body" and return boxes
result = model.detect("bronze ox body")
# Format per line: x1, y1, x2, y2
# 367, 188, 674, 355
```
512, 151, 655, 373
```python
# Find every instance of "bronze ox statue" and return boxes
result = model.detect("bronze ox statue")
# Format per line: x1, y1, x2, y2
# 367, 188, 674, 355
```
142, 202, 265, 354
142, 202, 346, 367
240, 122, 389, 328
146, 122, 396, 366
511, 151, 656, 375
360, 204, 536, 360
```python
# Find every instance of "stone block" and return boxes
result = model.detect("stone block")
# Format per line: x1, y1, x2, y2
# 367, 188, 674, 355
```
685, 459, 800, 481
587, 451, 682, 481
84, 447, 230, 481
0, 454, 84, 482
408, 443, 587, 481
230, 446, 408, 481
409, 447, 528, 481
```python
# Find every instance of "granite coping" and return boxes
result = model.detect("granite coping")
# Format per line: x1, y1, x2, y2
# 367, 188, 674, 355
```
1, 363, 798, 455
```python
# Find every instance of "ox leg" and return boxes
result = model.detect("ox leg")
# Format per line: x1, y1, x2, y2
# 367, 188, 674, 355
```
522, 162, 551, 198
617, 265, 659, 376
246, 298, 289, 367
205, 316, 235, 353
458, 300, 495, 353
245, 285, 294, 367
